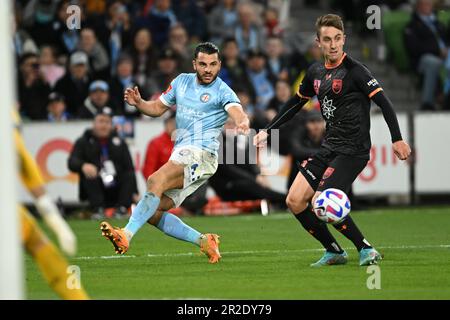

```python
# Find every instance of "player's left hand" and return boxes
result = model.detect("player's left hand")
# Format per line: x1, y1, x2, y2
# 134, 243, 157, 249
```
392, 140, 411, 160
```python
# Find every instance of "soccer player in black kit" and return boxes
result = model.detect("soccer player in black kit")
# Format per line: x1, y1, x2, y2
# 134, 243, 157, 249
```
254, 14, 411, 266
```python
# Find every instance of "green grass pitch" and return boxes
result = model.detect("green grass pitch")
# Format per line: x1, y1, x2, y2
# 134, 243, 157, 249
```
25, 207, 450, 299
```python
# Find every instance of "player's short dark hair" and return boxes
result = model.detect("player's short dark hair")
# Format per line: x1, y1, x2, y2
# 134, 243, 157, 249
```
194, 42, 221, 60
315, 14, 344, 38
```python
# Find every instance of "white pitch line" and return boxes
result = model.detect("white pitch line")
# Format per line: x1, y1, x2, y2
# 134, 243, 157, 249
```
73, 244, 450, 261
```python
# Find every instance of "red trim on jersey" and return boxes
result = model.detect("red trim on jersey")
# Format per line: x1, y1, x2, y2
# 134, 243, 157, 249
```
368, 87, 383, 98
325, 52, 347, 69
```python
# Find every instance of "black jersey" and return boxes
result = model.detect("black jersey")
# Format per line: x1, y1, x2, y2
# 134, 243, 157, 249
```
298, 53, 383, 159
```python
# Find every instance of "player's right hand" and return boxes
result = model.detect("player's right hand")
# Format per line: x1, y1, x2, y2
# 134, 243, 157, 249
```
82, 163, 98, 179
253, 130, 269, 148
124, 86, 142, 107
393, 140, 411, 160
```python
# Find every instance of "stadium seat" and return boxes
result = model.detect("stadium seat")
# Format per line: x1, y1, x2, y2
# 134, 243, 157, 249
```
382, 11, 411, 72
383, 10, 450, 73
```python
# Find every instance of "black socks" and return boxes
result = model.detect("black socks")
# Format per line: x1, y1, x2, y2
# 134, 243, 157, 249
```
333, 216, 372, 252
294, 207, 344, 254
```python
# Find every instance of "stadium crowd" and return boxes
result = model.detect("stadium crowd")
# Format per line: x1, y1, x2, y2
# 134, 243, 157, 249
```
13, 0, 450, 215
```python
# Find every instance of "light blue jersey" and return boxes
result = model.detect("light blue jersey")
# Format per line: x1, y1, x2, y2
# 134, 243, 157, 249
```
159, 73, 241, 155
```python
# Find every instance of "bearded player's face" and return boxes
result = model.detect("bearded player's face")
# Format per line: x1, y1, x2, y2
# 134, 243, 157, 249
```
317, 26, 346, 64
193, 52, 221, 85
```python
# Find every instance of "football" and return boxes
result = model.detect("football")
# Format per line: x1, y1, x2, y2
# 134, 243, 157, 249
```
313, 188, 351, 224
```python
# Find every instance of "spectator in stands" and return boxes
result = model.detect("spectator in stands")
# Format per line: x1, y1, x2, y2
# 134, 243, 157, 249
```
172, 0, 207, 41
54, 51, 91, 116
230, 2, 265, 57
142, 112, 208, 214
219, 38, 255, 96
289, 37, 321, 93
110, 54, 149, 118
137, 0, 177, 47
266, 79, 294, 155
246, 49, 276, 112
267, 79, 292, 120
148, 48, 180, 93
209, 119, 286, 206
78, 28, 110, 80
13, 7, 38, 59
105, 1, 133, 76
39, 45, 65, 88
168, 24, 193, 72
47, 92, 70, 122
207, 0, 238, 45
18, 52, 51, 120
265, 36, 290, 81
404, 0, 450, 110
50, 0, 81, 55
287, 109, 324, 188
24, 0, 59, 48
263, 7, 282, 37
127, 28, 158, 89
78, 80, 117, 119
68, 107, 138, 219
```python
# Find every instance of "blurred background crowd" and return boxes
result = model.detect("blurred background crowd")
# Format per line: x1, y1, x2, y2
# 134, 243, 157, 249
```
13, 0, 450, 217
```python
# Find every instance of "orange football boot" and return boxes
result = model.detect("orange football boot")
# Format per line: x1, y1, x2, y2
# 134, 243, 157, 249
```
100, 221, 129, 254
200, 233, 221, 264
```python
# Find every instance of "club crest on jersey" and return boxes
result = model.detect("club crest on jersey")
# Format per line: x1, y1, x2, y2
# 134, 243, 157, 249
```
200, 93, 211, 103
314, 80, 321, 95
332, 79, 342, 94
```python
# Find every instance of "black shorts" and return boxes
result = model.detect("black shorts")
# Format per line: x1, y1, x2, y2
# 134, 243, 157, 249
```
297, 147, 368, 193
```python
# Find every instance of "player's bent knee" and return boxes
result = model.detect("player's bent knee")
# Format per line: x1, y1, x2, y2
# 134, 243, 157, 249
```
148, 210, 164, 226
286, 192, 308, 213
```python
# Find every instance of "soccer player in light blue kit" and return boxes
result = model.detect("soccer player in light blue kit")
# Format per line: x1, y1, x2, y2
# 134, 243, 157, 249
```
100, 43, 250, 263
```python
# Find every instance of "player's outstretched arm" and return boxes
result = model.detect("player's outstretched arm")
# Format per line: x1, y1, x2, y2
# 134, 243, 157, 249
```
371, 91, 411, 160
227, 105, 250, 135
253, 93, 309, 147
124, 86, 169, 117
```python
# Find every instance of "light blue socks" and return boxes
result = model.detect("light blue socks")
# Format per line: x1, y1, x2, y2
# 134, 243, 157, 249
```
125, 192, 161, 237
157, 212, 202, 246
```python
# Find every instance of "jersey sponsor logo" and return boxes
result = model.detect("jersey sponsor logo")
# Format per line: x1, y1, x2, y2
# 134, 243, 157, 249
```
367, 78, 379, 87
322, 167, 335, 180
163, 84, 172, 94
200, 93, 211, 103
314, 80, 321, 95
321, 96, 336, 119
332, 79, 343, 94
